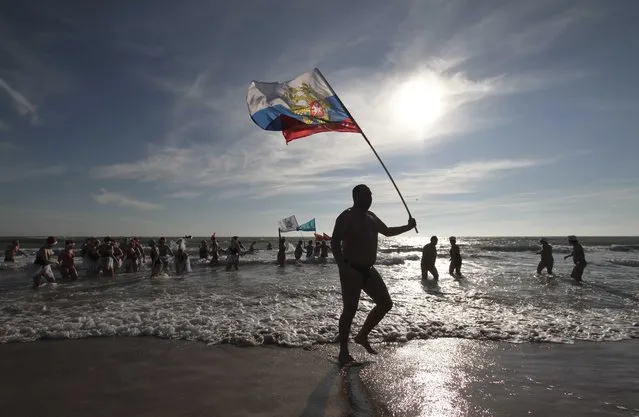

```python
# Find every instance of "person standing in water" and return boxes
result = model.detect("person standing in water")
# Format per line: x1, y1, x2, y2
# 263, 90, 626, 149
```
199, 240, 209, 259
175, 239, 191, 275
277, 232, 286, 267
248, 241, 257, 254
226, 236, 245, 271
564, 235, 587, 283
4, 240, 26, 262
536, 238, 554, 275
449, 236, 462, 277
331, 184, 416, 366
305, 240, 314, 259
98, 237, 116, 277
32, 236, 58, 289
58, 239, 79, 281
294, 240, 304, 261
209, 235, 219, 265
421, 236, 439, 281
320, 241, 329, 262
156, 237, 174, 275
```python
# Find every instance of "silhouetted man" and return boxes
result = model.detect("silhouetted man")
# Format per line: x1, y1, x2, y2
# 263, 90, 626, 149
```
331, 184, 416, 366
564, 235, 586, 283
449, 236, 462, 277
536, 238, 554, 274
421, 236, 439, 280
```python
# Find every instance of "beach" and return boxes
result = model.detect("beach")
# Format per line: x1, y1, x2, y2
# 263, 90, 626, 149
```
1, 338, 638, 416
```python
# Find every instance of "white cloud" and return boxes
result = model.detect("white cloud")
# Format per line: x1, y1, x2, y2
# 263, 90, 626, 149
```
0, 77, 39, 124
0, 165, 65, 182
92, 189, 162, 211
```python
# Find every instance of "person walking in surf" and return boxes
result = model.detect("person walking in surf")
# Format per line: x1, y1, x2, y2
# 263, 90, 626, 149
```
58, 239, 79, 281
4, 240, 26, 262
277, 231, 286, 267
564, 235, 587, 283
536, 238, 554, 275
294, 240, 304, 261
331, 184, 416, 366
421, 236, 439, 281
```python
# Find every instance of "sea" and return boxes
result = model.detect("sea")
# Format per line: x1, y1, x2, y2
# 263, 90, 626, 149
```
1, 236, 638, 346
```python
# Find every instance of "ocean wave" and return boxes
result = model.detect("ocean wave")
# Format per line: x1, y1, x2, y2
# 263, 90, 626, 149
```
609, 259, 639, 267
610, 245, 639, 252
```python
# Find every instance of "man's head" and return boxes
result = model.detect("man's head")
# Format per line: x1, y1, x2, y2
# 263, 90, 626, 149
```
430, 236, 438, 244
449, 236, 456, 244
568, 235, 578, 244
352, 184, 372, 211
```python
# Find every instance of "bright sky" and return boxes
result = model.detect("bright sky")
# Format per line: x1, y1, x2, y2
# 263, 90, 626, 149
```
1, 0, 638, 237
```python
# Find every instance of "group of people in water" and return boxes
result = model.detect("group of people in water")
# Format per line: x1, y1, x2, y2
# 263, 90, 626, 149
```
3, 233, 335, 289
419, 235, 588, 283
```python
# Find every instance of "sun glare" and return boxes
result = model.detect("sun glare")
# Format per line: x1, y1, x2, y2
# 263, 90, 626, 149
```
391, 74, 446, 133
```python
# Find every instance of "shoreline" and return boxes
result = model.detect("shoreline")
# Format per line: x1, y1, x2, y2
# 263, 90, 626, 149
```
1, 337, 638, 416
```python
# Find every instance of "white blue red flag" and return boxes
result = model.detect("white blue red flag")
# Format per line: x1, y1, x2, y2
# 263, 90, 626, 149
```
247, 68, 361, 143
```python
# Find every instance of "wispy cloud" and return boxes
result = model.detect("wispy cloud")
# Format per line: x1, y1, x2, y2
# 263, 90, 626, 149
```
92, 189, 162, 211
166, 190, 204, 199
0, 165, 65, 182
0, 141, 17, 152
90, 0, 593, 214
0, 77, 39, 124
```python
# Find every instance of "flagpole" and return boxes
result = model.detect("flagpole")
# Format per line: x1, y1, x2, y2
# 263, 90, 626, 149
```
314, 68, 418, 233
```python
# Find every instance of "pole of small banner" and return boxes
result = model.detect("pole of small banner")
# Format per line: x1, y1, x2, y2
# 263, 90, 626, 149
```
314, 68, 418, 233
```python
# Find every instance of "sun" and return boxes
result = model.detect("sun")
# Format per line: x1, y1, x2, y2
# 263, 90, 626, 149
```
390, 74, 446, 132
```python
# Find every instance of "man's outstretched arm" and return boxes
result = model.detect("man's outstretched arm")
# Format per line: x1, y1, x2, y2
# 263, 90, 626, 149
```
376, 216, 417, 237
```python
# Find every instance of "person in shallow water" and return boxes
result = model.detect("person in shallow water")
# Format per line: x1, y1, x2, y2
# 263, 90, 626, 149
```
294, 240, 303, 261
449, 236, 462, 277
305, 240, 314, 259
320, 241, 329, 262
225, 236, 245, 271
248, 241, 257, 254
154, 237, 174, 276
98, 237, 116, 277
277, 233, 286, 267
209, 235, 219, 265
421, 236, 439, 281
564, 235, 587, 283
32, 236, 58, 289
58, 239, 79, 281
199, 240, 209, 259
536, 238, 554, 275
4, 240, 26, 262
331, 184, 417, 366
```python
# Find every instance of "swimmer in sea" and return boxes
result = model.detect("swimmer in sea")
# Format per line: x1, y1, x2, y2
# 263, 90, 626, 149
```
331, 184, 416, 366
449, 236, 462, 277
58, 239, 78, 281
564, 235, 587, 283
32, 236, 58, 289
4, 240, 26, 262
294, 240, 303, 261
421, 236, 439, 281
536, 238, 554, 275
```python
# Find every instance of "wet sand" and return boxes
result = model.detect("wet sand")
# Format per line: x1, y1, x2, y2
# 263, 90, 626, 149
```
1, 338, 638, 416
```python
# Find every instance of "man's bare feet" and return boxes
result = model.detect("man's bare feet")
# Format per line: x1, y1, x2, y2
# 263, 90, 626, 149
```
354, 334, 378, 354
338, 351, 356, 366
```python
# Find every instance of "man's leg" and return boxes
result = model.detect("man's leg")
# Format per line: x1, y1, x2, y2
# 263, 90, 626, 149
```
338, 268, 362, 364
429, 266, 439, 280
355, 268, 393, 355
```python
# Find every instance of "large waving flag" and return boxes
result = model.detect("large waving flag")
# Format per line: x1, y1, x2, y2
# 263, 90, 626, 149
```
297, 218, 316, 232
278, 215, 299, 232
247, 68, 361, 143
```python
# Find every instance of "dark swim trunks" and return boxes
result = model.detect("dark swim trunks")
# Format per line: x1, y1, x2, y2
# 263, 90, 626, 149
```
344, 260, 373, 281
